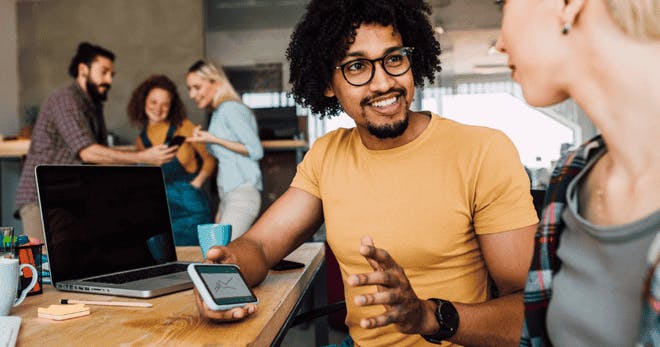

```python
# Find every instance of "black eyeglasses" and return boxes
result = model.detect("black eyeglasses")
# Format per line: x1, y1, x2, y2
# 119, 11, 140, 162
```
335, 47, 414, 86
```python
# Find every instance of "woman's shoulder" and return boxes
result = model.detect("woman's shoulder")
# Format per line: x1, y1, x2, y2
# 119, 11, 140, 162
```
218, 100, 251, 114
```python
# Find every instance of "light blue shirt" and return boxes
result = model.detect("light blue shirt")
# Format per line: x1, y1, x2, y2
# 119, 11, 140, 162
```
207, 101, 263, 193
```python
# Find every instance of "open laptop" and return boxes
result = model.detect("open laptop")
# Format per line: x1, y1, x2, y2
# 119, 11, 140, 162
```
35, 165, 193, 298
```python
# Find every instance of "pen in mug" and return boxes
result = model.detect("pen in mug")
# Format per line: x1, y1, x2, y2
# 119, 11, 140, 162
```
60, 299, 153, 308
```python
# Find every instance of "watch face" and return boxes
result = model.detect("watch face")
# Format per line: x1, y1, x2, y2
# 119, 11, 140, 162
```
422, 298, 459, 343
440, 300, 459, 332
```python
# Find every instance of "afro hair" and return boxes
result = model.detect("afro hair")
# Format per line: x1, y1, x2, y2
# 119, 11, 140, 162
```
286, 0, 441, 118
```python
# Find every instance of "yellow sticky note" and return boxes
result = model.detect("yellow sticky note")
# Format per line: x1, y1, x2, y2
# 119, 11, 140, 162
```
38, 304, 90, 320
38, 304, 89, 315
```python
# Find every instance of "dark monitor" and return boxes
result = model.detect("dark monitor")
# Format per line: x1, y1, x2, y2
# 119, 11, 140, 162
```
252, 106, 299, 140
35, 165, 176, 282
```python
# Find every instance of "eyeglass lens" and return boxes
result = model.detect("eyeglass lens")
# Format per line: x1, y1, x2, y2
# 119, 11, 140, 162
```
341, 48, 412, 86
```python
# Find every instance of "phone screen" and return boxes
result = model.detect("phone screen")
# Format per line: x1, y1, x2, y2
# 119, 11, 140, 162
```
195, 265, 257, 305
167, 136, 186, 147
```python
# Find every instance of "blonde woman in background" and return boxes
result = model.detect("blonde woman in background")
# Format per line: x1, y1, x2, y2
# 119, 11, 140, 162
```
496, 0, 659, 345
185, 60, 263, 241
127, 75, 215, 245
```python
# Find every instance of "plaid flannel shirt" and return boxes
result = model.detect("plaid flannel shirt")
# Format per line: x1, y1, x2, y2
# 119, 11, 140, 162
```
16, 83, 105, 207
520, 135, 660, 346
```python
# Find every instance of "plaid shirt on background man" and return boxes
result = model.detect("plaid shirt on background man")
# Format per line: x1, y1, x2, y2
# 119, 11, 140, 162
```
519, 135, 660, 346
15, 83, 106, 208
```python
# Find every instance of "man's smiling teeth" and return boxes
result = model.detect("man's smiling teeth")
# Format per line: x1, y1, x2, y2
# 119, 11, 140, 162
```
370, 96, 397, 108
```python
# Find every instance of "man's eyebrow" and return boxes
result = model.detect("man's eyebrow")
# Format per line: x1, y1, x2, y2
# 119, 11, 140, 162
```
343, 46, 404, 59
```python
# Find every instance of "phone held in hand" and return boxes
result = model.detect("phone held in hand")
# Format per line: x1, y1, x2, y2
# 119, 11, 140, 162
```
167, 135, 186, 147
187, 263, 258, 311
271, 260, 305, 271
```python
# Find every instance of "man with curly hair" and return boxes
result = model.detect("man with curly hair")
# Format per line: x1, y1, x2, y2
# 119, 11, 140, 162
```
195, 1, 538, 345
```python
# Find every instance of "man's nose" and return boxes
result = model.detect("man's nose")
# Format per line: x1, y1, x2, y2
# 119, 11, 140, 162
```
369, 62, 395, 92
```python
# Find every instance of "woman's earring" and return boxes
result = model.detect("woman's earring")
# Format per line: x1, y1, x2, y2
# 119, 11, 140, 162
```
562, 23, 571, 35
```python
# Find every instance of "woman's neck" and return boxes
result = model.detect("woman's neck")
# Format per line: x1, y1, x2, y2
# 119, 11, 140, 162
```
567, 35, 660, 178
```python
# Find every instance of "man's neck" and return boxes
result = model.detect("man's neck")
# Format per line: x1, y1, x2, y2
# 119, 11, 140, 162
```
357, 111, 431, 150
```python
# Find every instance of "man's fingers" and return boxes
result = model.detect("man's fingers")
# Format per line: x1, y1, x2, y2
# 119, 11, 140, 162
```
194, 288, 257, 322
354, 291, 398, 306
360, 244, 397, 270
205, 246, 233, 263
360, 311, 399, 329
347, 270, 394, 287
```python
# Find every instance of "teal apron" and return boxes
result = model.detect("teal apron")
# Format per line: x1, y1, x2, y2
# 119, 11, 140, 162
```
140, 125, 210, 245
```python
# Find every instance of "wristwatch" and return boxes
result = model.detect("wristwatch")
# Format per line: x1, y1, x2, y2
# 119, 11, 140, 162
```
421, 298, 460, 344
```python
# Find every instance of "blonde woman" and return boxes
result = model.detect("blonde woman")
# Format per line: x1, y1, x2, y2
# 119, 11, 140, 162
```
496, 0, 659, 345
185, 60, 263, 241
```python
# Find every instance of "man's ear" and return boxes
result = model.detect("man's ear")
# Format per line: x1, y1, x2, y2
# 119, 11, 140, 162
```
560, 0, 586, 27
77, 63, 90, 78
324, 84, 335, 98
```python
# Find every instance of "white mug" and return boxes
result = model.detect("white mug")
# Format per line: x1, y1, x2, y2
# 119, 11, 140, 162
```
0, 258, 37, 316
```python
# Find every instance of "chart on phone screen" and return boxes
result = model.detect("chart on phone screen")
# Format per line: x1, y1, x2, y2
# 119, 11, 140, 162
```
203, 273, 251, 298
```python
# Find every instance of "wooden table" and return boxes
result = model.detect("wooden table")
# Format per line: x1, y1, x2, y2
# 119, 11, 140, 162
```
12, 242, 326, 346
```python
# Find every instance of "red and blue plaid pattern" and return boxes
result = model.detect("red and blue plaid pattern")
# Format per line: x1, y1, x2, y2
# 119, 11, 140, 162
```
519, 134, 659, 346
519, 136, 601, 346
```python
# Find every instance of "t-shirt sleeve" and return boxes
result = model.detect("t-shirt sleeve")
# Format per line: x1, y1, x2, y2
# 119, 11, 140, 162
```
50, 92, 96, 156
290, 135, 328, 199
472, 130, 539, 234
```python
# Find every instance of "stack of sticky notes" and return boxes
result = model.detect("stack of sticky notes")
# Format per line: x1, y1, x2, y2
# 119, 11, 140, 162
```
37, 304, 90, 321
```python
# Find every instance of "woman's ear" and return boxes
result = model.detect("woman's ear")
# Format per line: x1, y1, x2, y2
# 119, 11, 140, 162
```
560, 0, 586, 28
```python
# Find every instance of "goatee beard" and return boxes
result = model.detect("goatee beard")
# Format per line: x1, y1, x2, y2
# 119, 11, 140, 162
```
86, 80, 110, 102
361, 87, 409, 139
367, 115, 409, 139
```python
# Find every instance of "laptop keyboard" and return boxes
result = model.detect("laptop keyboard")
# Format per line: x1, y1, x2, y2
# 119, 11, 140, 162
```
90, 263, 189, 284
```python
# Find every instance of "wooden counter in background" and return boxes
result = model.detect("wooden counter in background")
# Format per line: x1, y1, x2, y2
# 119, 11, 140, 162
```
0, 139, 308, 158
0, 139, 30, 158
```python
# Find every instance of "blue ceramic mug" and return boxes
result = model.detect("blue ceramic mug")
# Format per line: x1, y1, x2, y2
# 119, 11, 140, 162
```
197, 224, 232, 259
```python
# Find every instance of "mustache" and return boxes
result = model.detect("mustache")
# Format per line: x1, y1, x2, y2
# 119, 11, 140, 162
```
98, 84, 111, 90
360, 88, 406, 107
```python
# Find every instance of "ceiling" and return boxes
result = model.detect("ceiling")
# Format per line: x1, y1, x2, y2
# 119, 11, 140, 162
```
206, 0, 502, 32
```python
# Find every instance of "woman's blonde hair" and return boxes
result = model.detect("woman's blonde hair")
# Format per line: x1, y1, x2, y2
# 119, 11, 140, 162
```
605, 0, 660, 39
187, 60, 241, 104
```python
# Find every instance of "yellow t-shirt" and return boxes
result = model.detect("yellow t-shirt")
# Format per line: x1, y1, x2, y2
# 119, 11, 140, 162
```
291, 114, 538, 346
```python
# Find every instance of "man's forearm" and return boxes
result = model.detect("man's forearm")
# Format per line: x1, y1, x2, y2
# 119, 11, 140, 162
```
79, 144, 143, 164
224, 237, 271, 287
447, 292, 524, 347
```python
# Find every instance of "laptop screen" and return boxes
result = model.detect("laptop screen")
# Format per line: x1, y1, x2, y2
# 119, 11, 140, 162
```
36, 165, 177, 282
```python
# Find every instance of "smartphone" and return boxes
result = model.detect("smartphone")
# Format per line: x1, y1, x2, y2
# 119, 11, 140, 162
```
187, 263, 258, 311
167, 135, 186, 147
271, 260, 305, 271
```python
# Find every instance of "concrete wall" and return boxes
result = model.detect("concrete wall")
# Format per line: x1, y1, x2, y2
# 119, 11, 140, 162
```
0, 0, 20, 227
206, 28, 293, 90
0, 0, 19, 135
17, 0, 205, 143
